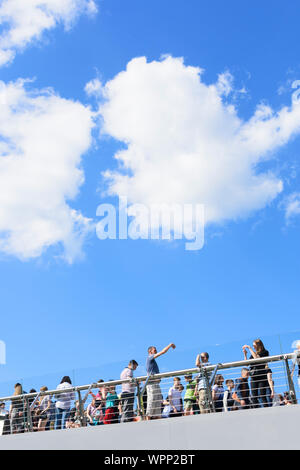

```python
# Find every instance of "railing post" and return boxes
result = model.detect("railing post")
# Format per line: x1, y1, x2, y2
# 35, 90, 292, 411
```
25, 397, 33, 433
204, 366, 216, 413
284, 356, 297, 405
136, 379, 145, 420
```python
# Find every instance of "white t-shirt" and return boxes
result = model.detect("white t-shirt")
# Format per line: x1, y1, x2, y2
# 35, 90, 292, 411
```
168, 387, 182, 411
56, 382, 75, 410
120, 367, 134, 393
212, 385, 224, 400
40, 395, 51, 411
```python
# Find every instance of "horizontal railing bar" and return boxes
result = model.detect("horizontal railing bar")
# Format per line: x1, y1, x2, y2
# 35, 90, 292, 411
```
0, 352, 295, 403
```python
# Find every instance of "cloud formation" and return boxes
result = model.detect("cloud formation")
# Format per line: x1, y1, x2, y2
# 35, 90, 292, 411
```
0, 0, 97, 66
0, 79, 94, 262
98, 56, 300, 228
282, 193, 300, 222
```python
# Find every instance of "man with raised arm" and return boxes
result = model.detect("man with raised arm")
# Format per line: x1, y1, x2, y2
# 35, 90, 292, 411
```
146, 343, 176, 420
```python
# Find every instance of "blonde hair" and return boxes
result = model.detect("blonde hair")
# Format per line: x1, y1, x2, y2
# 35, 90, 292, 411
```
40, 386, 48, 393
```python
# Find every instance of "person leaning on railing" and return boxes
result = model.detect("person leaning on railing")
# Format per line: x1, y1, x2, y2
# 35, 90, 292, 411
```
120, 360, 139, 423
195, 352, 211, 414
55, 376, 76, 430
10, 383, 26, 434
233, 368, 251, 410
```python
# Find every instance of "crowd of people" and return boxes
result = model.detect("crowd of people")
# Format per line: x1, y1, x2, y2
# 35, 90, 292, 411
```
0, 339, 299, 435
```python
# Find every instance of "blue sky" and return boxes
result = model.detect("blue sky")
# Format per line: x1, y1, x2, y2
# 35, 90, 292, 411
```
0, 0, 300, 394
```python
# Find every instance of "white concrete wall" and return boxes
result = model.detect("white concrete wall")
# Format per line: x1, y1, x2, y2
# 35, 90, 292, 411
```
0, 405, 299, 450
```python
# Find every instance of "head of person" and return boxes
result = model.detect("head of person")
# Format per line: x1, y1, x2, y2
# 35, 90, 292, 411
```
0, 402, 5, 409
173, 377, 181, 388
253, 339, 266, 354
60, 376, 72, 385
214, 374, 224, 386
241, 368, 250, 379
97, 379, 104, 390
148, 346, 157, 356
14, 383, 23, 396
107, 380, 116, 393
128, 360, 138, 371
295, 340, 300, 351
226, 379, 234, 389
179, 384, 184, 392
185, 374, 193, 383
200, 352, 209, 364
40, 386, 48, 393
283, 392, 291, 404
29, 389, 37, 394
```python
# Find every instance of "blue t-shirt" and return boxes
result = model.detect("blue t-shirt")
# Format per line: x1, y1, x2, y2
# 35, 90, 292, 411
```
146, 354, 159, 375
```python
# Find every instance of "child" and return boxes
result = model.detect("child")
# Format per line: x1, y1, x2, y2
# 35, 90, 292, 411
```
212, 375, 225, 412
183, 375, 197, 416
103, 382, 119, 425
162, 396, 172, 418
223, 379, 236, 412
168, 377, 183, 417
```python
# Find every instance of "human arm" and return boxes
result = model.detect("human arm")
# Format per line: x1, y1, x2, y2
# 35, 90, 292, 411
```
42, 397, 51, 414
153, 343, 176, 359
223, 390, 229, 412
267, 369, 274, 398
242, 345, 248, 360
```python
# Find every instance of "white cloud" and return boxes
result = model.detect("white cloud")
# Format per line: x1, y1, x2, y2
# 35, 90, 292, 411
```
97, 56, 300, 229
282, 193, 300, 222
0, 79, 94, 262
85, 77, 103, 98
0, 0, 97, 66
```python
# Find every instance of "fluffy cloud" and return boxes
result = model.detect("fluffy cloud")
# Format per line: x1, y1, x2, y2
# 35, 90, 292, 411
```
98, 56, 300, 228
85, 78, 103, 98
0, 79, 94, 262
0, 0, 97, 66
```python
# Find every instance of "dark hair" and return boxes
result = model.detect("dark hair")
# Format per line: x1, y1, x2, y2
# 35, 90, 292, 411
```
253, 339, 266, 354
225, 379, 234, 385
129, 360, 138, 367
29, 389, 37, 394
214, 374, 224, 386
201, 352, 209, 360
60, 376, 72, 385
97, 379, 104, 384
148, 346, 155, 353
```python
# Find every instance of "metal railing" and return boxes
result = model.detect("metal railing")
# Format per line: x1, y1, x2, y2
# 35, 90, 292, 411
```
0, 352, 298, 435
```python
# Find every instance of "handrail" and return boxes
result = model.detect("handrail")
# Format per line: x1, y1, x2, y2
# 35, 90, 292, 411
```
0, 352, 296, 403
